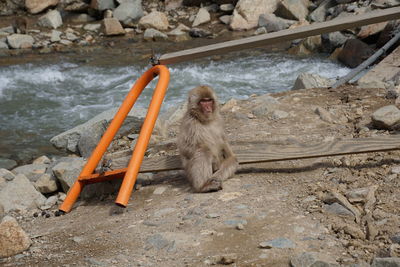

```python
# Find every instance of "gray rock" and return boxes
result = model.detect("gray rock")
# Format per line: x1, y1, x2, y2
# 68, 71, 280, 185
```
44, 195, 58, 207
84, 23, 102, 32
291, 252, 340, 267
275, 0, 309, 21
102, 18, 125, 36
34, 173, 59, 194
0, 26, 14, 34
139, 11, 169, 31
65, 32, 79, 41
0, 158, 17, 170
292, 72, 333, 90
391, 233, 400, 244
144, 28, 168, 41
309, 0, 336, 22
33, 156, 51, 165
254, 27, 267, 35
114, 0, 144, 25
0, 174, 46, 212
220, 4, 234, 12
321, 31, 349, 53
0, 216, 31, 258
259, 237, 296, 249
70, 14, 95, 23
0, 169, 15, 182
38, 10, 63, 29
224, 219, 247, 226
371, 105, 400, 130
153, 186, 167, 195
6, 34, 34, 49
50, 107, 146, 154
91, 0, 115, 11
324, 203, 355, 217
315, 107, 333, 123
50, 29, 61, 42
154, 208, 176, 217
52, 157, 86, 193
12, 164, 47, 182
0, 41, 8, 49
219, 15, 232, 25
259, 13, 295, 33
25, 0, 58, 14
192, 8, 210, 27
371, 257, 400, 267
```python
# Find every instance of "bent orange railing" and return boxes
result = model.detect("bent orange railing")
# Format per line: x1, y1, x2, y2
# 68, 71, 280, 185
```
59, 65, 170, 213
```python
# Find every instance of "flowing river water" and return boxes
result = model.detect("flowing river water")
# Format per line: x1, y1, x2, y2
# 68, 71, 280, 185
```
0, 52, 350, 162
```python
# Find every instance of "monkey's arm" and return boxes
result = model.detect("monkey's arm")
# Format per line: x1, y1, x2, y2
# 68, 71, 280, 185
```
212, 142, 238, 181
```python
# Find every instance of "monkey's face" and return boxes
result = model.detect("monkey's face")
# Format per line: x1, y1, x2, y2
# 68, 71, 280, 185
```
199, 98, 214, 114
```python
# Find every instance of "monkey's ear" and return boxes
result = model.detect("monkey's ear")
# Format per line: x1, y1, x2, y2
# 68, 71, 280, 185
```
189, 94, 198, 104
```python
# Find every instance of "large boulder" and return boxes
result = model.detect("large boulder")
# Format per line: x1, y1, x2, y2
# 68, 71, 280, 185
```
309, 0, 336, 22
113, 0, 143, 26
358, 22, 387, 39
138, 11, 169, 31
321, 31, 349, 53
38, 9, 63, 29
275, 0, 310, 21
50, 107, 146, 156
52, 157, 86, 193
12, 163, 47, 182
25, 0, 59, 14
6, 34, 34, 49
0, 216, 31, 258
371, 105, 400, 130
0, 171, 46, 212
292, 73, 334, 90
230, 0, 278, 31
101, 18, 125, 36
338, 39, 374, 68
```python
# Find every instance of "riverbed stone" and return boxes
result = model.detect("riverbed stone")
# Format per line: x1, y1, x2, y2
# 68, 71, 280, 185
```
220, 3, 234, 12
0, 159, 17, 170
65, 1, 90, 12
324, 203, 355, 218
291, 252, 340, 267
25, 0, 59, 14
338, 39, 374, 68
315, 106, 333, 123
35, 173, 59, 194
38, 10, 63, 29
258, 13, 295, 32
0, 174, 46, 212
230, 0, 278, 30
371, 257, 400, 267
144, 28, 168, 41
139, 11, 169, 31
52, 157, 85, 193
50, 107, 146, 154
292, 72, 333, 90
192, 8, 210, 27
90, 0, 115, 11
6, 34, 34, 49
102, 18, 125, 36
219, 15, 232, 25
309, 0, 336, 22
84, 23, 101, 32
321, 31, 349, 53
275, 0, 309, 21
371, 105, 400, 130
0, 41, 9, 49
12, 164, 47, 182
358, 22, 387, 39
0, 216, 31, 258
114, 0, 144, 25
0, 169, 15, 182
189, 28, 211, 38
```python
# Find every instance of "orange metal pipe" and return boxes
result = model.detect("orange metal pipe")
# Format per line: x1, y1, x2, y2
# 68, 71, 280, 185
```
115, 65, 170, 207
59, 65, 170, 212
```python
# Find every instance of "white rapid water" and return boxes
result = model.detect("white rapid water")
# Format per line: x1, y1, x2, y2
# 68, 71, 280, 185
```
0, 53, 350, 160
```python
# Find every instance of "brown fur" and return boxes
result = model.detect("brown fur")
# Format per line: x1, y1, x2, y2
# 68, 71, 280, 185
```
12, 17, 27, 34
177, 85, 238, 192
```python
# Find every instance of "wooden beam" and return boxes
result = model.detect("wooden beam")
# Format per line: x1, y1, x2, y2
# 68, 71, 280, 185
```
159, 7, 400, 65
102, 135, 400, 174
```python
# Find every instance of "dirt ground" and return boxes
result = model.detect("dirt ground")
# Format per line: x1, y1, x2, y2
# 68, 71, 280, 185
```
1, 84, 399, 267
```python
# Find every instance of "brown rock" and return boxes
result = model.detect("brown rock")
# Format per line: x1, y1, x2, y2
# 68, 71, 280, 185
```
102, 18, 125, 36
230, 0, 278, 30
357, 22, 387, 39
0, 216, 31, 258
165, 0, 183, 11
338, 39, 374, 68
138, 11, 169, 31
25, 0, 59, 14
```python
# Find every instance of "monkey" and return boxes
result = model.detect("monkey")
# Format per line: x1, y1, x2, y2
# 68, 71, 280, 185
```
11, 17, 28, 34
177, 85, 238, 193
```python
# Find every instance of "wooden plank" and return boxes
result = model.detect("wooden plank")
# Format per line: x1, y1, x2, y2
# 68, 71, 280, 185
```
158, 7, 400, 65
107, 135, 400, 173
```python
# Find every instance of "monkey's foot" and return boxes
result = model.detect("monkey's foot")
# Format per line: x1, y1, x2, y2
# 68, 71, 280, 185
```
201, 178, 223, 192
